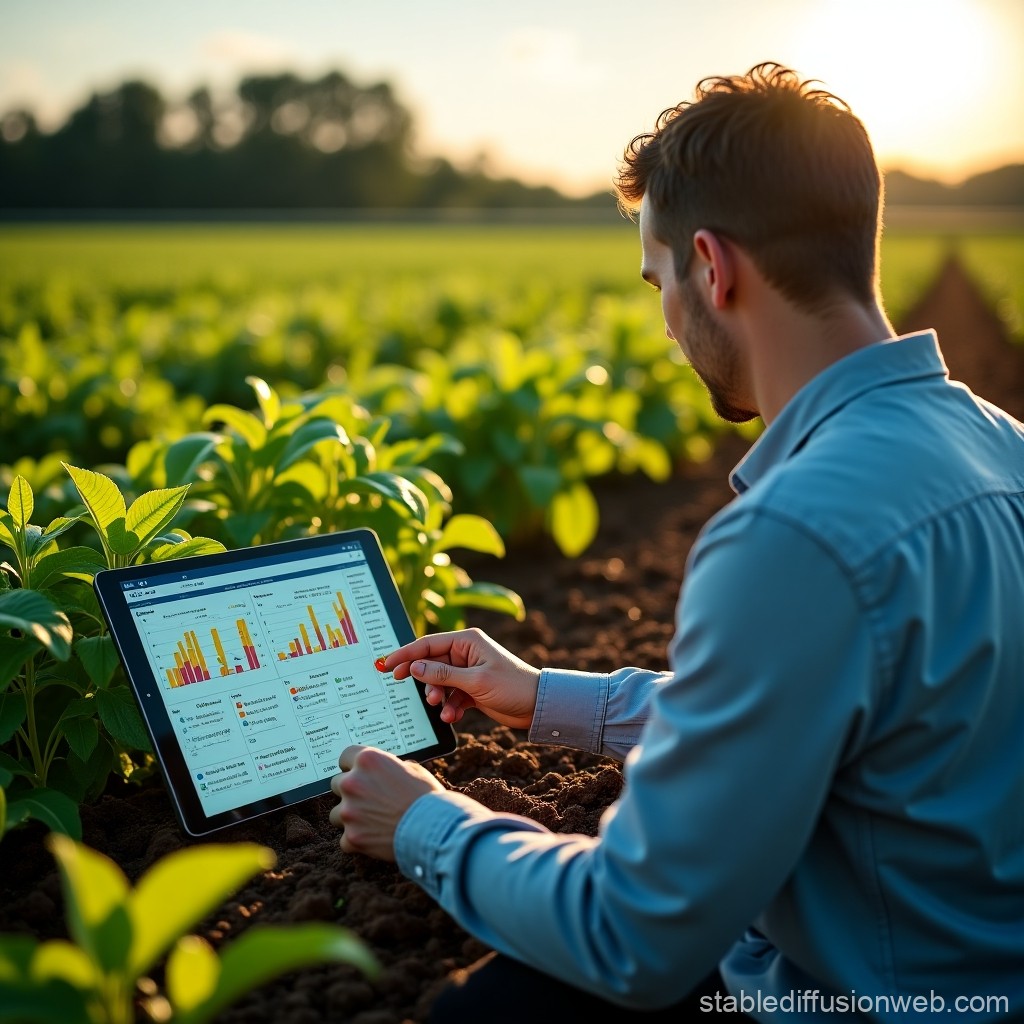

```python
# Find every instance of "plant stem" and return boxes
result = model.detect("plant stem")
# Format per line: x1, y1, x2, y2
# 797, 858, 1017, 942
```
18, 659, 45, 785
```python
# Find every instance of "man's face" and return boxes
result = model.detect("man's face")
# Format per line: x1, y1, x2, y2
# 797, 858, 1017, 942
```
638, 198, 757, 424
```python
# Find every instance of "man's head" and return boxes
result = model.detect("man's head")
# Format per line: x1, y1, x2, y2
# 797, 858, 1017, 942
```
616, 62, 882, 312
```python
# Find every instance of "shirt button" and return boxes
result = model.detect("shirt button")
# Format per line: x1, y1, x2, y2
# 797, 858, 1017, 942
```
414, 865, 424, 879
551, 730, 560, 738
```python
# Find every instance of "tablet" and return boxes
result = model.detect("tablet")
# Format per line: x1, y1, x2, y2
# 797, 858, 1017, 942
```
94, 528, 456, 837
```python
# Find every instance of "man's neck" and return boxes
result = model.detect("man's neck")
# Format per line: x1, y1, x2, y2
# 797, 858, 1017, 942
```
749, 297, 895, 426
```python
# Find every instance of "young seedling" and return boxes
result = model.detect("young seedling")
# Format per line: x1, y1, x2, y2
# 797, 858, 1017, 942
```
0, 835, 378, 1024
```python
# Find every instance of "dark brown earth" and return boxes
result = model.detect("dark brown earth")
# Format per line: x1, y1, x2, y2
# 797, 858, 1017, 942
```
1, 256, 1021, 1024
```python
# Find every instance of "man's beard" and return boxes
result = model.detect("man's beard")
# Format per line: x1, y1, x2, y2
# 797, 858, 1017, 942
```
681, 276, 759, 424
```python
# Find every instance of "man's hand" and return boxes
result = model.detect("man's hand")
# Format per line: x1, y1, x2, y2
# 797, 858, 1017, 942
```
329, 745, 445, 860
379, 627, 541, 729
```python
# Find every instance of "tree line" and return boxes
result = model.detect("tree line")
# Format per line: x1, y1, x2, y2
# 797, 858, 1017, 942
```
0, 70, 612, 212
0, 69, 1021, 212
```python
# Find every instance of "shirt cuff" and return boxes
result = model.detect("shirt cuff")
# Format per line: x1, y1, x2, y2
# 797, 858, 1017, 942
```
394, 789, 489, 898
529, 667, 610, 754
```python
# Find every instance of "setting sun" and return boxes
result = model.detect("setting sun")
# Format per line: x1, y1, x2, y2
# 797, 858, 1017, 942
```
791, 0, 1006, 179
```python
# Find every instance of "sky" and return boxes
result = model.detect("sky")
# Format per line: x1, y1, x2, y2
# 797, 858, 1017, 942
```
3, 0, 1023, 197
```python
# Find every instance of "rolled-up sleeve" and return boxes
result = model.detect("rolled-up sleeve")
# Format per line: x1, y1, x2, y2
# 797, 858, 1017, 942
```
395, 506, 877, 1009
529, 665, 669, 761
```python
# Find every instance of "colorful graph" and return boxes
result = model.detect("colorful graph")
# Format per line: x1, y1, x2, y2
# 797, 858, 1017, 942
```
166, 619, 262, 688
166, 630, 211, 687
213, 619, 261, 675
277, 592, 358, 660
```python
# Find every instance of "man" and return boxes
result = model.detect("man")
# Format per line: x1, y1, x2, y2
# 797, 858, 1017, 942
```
329, 63, 1024, 1021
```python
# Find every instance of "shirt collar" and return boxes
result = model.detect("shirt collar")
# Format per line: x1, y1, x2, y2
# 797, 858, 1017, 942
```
729, 331, 948, 494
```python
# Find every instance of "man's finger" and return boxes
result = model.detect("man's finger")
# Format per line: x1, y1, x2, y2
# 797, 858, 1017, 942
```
380, 630, 471, 670
409, 659, 459, 686
338, 744, 368, 772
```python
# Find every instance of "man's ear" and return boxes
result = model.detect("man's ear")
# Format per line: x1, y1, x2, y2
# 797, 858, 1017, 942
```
692, 229, 734, 310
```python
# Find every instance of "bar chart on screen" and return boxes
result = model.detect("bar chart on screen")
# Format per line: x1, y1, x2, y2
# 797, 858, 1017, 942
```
252, 581, 363, 663
146, 613, 273, 690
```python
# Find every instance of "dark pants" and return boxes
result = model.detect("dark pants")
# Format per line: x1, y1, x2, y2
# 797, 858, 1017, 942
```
427, 952, 756, 1023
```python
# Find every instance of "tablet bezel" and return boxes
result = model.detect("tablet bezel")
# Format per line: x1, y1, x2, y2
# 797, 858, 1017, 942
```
94, 527, 456, 837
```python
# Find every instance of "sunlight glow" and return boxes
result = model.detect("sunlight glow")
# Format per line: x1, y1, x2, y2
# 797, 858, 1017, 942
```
792, 0, 1001, 180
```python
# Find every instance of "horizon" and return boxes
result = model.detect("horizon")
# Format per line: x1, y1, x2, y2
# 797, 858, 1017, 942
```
3, 0, 1023, 197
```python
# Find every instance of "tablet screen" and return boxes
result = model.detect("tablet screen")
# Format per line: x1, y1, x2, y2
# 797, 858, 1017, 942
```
94, 528, 455, 836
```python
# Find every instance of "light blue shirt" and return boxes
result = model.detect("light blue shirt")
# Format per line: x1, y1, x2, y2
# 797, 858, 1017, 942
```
395, 331, 1024, 1020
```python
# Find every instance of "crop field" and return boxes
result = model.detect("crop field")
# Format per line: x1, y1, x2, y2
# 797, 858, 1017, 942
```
2, 220, 1023, 1024
0, 222, 1020, 596
1, 222, 1020, 571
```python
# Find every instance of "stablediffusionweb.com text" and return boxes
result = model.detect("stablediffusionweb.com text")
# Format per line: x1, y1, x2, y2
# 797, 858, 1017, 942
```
699, 989, 1012, 1016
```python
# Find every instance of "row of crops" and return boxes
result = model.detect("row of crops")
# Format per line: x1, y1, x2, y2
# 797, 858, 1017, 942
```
7, 225, 1021, 549
1, 222, 1022, 844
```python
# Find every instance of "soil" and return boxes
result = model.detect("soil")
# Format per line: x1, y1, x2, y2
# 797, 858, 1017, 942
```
2, 256, 1021, 1024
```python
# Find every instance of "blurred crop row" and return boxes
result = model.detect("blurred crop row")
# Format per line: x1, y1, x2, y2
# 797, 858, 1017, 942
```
1, 225, 1021, 555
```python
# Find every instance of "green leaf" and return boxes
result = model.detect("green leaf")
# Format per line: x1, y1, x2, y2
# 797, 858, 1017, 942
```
30, 547, 107, 590
104, 518, 136, 557
0, 590, 73, 661
61, 716, 99, 762
164, 433, 221, 486
166, 935, 221, 1013
449, 582, 526, 621
0, 972, 92, 1024
246, 375, 281, 428
29, 938, 98, 989
631, 436, 672, 482
0, 933, 36, 974
22, 525, 47, 558
75, 635, 119, 689
125, 436, 165, 486
347, 473, 428, 524
94, 686, 151, 751
148, 536, 227, 562
0, 689, 26, 743
223, 512, 273, 548
274, 461, 327, 501
381, 433, 464, 467
47, 735, 114, 805
203, 405, 267, 451
436, 514, 505, 557
364, 416, 391, 450
550, 482, 599, 558
148, 528, 190, 546
518, 465, 562, 508
276, 419, 349, 472
125, 486, 190, 550
394, 466, 453, 507
7, 476, 33, 529
0, 511, 16, 551
63, 464, 127, 533
350, 437, 376, 476
0, 635, 37, 689
128, 843, 276, 977
46, 834, 129, 972
173, 925, 378, 1024
0, 750, 32, 780
9, 789, 82, 839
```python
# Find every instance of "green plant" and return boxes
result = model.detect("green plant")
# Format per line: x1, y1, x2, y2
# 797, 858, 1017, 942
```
156, 375, 439, 549
299, 400, 525, 633
156, 377, 524, 634
370, 331, 663, 557
0, 834, 378, 1024
0, 470, 225, 840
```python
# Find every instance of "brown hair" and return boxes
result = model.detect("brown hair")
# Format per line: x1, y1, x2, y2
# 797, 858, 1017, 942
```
615, 62, 882, 310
